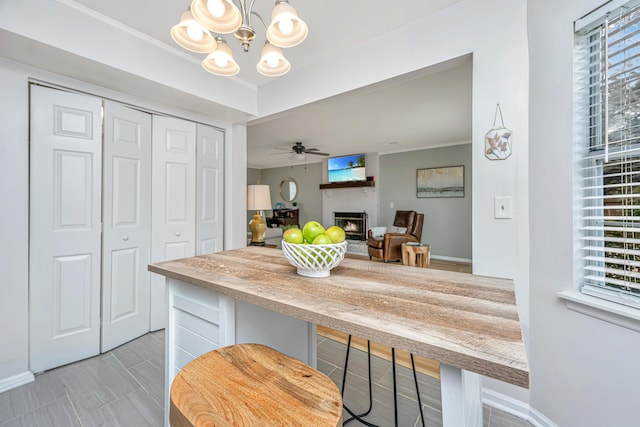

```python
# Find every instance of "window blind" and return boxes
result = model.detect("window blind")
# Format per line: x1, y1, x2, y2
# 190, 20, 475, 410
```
577, 1, 640, 309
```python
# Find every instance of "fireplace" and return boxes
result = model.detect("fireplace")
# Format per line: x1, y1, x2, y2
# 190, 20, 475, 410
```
334, 212, 368, 241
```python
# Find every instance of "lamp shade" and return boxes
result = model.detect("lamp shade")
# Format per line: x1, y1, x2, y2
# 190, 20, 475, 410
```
170, 9, 217, 53
266, 1, 308, 48
247, 185, 272, 210
202, 37, 240, 76
190, 0, 242, 34
257, 42, 291, 77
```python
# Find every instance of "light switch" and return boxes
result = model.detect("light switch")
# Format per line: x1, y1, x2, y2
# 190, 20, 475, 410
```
494, 196, 513, 219
390, 202, 394, 209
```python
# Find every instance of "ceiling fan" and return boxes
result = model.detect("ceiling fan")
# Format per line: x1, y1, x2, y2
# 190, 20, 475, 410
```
273, 142, 329, 157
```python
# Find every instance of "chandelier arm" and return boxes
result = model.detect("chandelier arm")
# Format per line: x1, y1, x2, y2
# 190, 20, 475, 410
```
250, 10, 268, 30
246, 0, 258, 27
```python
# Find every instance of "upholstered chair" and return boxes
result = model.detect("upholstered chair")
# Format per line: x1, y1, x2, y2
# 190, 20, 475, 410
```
367, 210, 424, 262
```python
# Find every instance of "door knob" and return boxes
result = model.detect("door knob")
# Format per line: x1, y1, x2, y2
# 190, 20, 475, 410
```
123, 235, 129, 241
175, 231, 181, 236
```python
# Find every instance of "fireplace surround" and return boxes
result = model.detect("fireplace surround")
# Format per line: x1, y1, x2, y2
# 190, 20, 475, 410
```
334, 212, 368, 241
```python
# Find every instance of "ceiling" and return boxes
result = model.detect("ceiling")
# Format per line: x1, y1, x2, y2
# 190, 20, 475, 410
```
71, 0, 462, 87
247, 55, 472, 168
67, 0, 470, 169
5, 0, 471, 169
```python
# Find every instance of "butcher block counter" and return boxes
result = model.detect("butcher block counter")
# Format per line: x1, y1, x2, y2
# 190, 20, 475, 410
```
149, 246, 528, 427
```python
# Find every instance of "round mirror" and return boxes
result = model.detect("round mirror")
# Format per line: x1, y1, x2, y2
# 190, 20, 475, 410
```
279, 177, 298, 202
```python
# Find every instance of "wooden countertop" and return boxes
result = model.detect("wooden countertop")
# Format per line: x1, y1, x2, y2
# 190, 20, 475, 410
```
149, 247, 529, 388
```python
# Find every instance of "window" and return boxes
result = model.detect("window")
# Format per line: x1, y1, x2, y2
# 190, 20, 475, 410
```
576, 1, 640, 309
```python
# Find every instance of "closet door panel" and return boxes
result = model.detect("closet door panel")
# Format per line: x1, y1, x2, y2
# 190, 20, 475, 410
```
29, 86, 102, 372
150, 116, 196, 331
101, 101, 152, 352
196, 124, 225, 255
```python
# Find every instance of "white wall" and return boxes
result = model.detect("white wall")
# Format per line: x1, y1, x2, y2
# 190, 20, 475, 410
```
0, 0, 536, 416
0, 58, 246, 387
529, 0, 640, 425
260, 0, 531, 403
0, 62, 30, 388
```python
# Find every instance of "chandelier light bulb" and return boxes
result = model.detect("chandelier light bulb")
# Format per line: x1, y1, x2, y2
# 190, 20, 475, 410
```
266, 1, 308, 48
257, 42, 290, 76
278, 17, 293, 35
267, 55, 279, 68
215, 56, 229, 67
207, 0, 225, 18
186, 23, 204, 41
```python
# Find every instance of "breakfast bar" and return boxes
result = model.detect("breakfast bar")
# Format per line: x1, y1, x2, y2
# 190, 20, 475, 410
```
149, 246, 529, 427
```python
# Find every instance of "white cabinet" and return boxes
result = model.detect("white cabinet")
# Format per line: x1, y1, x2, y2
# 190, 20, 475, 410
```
29, 85, 225, 371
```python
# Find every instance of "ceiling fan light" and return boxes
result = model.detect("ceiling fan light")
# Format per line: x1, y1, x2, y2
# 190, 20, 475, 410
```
171, 10, 217, 53
202, 38, 240, 76
266, 1, 308, 48
191, 0, 242, 34
257, 42, 291, 77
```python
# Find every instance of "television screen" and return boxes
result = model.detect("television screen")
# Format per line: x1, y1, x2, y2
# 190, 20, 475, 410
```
328, 154, 366, 183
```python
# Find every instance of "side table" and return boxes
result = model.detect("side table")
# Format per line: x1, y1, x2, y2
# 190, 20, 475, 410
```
401, 243, 431, 268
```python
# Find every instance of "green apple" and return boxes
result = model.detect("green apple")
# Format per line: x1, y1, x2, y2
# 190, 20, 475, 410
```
325, 226, 346, 243
283, 227, 303, 244
302, 221, 326, 244
312, 234, 334, 245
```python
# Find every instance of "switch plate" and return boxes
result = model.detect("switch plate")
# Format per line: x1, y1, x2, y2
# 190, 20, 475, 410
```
390, 202, 394, 209
494, 196, 513, 219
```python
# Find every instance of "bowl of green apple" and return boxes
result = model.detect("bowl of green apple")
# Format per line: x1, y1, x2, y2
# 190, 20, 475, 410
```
281, 221, 348, 277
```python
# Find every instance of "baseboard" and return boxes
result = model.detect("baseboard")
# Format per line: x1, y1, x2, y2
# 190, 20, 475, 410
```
482, 388, 558, 427
431, 254, 472, 263
0, 371, 34, 393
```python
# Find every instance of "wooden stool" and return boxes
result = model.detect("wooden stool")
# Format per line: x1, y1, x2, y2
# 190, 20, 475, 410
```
170, 343, 343, 427
401, 243, 431, 268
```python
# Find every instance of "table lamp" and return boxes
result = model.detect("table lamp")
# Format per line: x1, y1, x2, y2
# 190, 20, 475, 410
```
247, 185, 272, 245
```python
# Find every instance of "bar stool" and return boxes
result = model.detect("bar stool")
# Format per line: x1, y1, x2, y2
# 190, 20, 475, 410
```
170, 343, 343, 427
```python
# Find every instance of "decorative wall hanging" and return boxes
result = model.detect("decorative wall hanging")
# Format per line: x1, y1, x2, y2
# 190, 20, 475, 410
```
416, 166, 464, 198
485, 104, 512, 160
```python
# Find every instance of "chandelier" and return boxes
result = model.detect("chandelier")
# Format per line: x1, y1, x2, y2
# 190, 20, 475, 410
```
171, 0, 308, 77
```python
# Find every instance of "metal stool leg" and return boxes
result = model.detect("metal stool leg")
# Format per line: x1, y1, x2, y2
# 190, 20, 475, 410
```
341, 336, 377, 427
411, 353, 426, 427
341, 336, 427, 427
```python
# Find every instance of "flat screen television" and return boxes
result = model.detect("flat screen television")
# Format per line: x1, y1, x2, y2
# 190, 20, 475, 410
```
327, 153, 366, 183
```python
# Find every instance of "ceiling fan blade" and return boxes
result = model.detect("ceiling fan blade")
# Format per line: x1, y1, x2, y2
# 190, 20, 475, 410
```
269, 151, 292, 156
306, 151, 330, 156
273, 146, 293, 151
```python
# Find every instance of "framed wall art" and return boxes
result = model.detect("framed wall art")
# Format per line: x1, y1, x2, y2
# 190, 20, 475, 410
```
416, 166, 464, 198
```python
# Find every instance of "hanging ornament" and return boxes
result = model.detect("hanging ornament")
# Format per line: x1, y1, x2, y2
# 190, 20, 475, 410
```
485, 104, 512, 160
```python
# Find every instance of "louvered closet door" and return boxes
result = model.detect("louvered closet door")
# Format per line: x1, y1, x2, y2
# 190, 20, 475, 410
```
29, 86, 103, 372
150, 116, 196, 331
101, 101, 152, 351
196, 123, 225, 255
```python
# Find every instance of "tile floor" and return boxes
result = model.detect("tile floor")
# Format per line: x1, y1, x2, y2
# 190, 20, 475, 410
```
0, 331, 531, 426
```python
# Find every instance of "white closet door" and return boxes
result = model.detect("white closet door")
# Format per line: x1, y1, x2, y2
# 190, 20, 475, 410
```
101, 101, 152, 351
150, 116, 196, 331
29, 86, 102, 372
196, 124, 225, 255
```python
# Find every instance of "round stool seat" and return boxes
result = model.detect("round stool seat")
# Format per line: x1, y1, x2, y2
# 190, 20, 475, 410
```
170, 343, 343, 427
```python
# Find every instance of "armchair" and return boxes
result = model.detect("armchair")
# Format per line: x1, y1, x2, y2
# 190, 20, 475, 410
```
367, 210, 424, 262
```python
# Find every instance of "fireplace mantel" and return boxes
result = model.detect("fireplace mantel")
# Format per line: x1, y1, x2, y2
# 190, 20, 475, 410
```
319, 181, 375, 190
